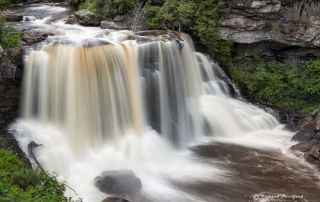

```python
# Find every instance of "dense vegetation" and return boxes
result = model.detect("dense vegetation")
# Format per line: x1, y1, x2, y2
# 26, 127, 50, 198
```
144, 0, 233, 66
0, 16, 21, 50
0, 149, 82, 201
71, 0, 137, 18
230, 56, 320, 112
0, 0, 22, 63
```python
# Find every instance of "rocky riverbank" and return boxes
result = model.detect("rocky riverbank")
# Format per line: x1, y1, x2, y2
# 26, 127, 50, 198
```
220, 0, 320, 66
290, 108, 320, 162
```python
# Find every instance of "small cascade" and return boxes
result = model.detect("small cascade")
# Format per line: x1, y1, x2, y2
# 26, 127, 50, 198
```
22, 15, 37, 21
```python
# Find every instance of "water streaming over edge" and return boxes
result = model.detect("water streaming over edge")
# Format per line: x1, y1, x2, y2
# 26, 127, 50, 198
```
7, 5, 320, 202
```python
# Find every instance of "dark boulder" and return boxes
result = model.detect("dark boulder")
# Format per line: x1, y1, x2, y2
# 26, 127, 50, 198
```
102, 197, 130, 202
94, 170, 142, 194
291, 129, 315, 142
290, 139, 319, 152
5, 14, 22, 22
313, 132, 320, 140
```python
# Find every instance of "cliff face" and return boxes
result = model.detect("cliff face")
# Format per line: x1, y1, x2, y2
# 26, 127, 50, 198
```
220, 0, 320, 65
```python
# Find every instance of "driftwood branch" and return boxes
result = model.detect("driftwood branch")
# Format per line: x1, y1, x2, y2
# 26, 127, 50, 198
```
162, 22, 168, 30
27, 141, 81, 198
28, 141, 45, 172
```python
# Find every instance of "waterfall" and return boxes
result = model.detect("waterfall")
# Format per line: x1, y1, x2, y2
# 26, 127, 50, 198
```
11, 29, 281, 201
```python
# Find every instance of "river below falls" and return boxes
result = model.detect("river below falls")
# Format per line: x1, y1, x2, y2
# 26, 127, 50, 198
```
6, 3, 320, 202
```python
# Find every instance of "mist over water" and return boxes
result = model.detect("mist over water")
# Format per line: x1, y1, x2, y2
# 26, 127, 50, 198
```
9, 6, 320, 202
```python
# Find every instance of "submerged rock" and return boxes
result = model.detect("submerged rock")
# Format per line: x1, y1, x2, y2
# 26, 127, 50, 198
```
94, 170, 142, 194
102, 197, 130, 202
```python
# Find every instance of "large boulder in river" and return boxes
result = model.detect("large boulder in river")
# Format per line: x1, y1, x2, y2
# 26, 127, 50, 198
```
94, 170, 142, 194
74, 9, 100, 26
22, 31, 49, 45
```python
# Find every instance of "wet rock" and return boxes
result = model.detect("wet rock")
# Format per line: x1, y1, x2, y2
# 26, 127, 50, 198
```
5, 14, 22, 22
65, 15, 78, 25
311, 108, 320, 118
304, 153, 318, 162
94, 170, 142, 194
309, 148, 320, 159
74, 9, 100, 26
291, 129, 315, 142
22, 31, 49, 44
290, 139, 319, 152
102, 197, 130, 202
100, 21, 128, 30
0, 46, 5, 59
0, 62, 17, 79
313, 132, 320, 140
315, 120, 320, 132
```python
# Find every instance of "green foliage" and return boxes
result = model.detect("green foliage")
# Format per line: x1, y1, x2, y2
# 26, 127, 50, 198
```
144, 5, 161, 29
144, 0, 233, 67
0, 16, 22, 63
230, 56, 320, 112
272, 24, 280, 31
0, 149, 82, 202
0, 0, 12, 11
0, 0, 23, 10
0, 150, 24, 172
78, 0, 137, 18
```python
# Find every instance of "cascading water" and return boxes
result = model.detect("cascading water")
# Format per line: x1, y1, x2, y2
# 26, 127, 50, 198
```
9, 8, 320, 202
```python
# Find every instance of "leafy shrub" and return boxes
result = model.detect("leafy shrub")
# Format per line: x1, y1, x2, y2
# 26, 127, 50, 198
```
0, 0, 23, 10
76, 0, 137, 18
0, 16, 22, 50
230, 56, 320, 112
0, 149, 82, 202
